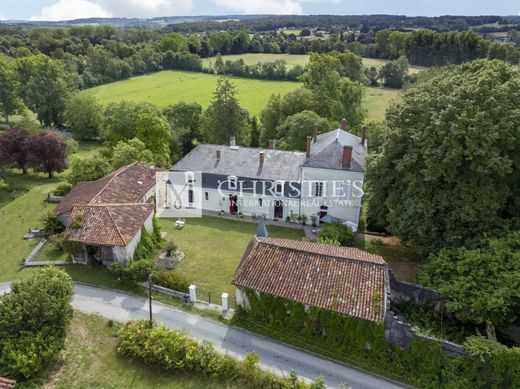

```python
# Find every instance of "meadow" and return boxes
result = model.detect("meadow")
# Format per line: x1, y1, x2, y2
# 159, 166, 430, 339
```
83, 69, 403, 122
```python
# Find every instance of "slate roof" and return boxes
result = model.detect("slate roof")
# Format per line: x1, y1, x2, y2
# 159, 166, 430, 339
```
64, 203, 155, 246
305, 129, 366, 171
55, 162, 161, 214
232, 237, 387, 322
171, 144, 307, 182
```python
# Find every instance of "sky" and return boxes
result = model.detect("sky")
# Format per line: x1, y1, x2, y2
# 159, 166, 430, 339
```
0, 0, 518, 22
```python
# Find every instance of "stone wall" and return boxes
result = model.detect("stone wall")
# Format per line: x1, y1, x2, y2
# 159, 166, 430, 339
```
389, 270, 440, 305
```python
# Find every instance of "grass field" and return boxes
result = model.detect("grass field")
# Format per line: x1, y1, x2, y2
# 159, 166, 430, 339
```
82, 70, 301, 117
83, 69, 401, 122
39, 312, 224, 388
159, 216, 304, 303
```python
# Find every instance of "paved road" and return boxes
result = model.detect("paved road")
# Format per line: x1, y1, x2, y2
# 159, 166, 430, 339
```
0, 283, 405, 389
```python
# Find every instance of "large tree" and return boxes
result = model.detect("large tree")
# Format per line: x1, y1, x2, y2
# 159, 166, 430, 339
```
29, 131, 68, 178
367, 60, 520, 254
276, 110, 330, 151
68, 153, 111, 184
418, 231, 520, 340
64, 94, 103, 140
163, 102, 202, 156
111, 138, 154, 169
0, 57, 24, 123
0, 128, 32, 174
201, 77, 247, 144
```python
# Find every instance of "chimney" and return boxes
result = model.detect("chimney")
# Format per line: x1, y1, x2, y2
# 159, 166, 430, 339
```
268, 139, 276, 150
230, 136, 236, 147
342, 145, 353, 169
340, 118, 348, 131
313, 127, 318, 143
306, 136, 312, 158
259, 151, 265, 165
216, 149, 221, 159
361, 125, 368, 146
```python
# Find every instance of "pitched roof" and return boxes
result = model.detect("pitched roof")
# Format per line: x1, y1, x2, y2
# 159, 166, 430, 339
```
64, 203, 155, 246
232, 237, 387, 322
55, 162, 161, 214
304, 129, 366, 171
171, 144, 306, 182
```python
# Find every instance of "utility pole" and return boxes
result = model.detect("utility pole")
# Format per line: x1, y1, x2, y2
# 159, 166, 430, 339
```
148, 273, 153, 328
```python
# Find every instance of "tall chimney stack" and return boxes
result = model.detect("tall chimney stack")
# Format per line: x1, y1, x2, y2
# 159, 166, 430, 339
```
216, 149, 221, 159
361, 125, 368, 146
342, 146, 353, 169
313, 127, 318, 143
259, 151, 265, 165
306, 136, 312, 158
268, 139, 276, 150
340, 118, 348, 131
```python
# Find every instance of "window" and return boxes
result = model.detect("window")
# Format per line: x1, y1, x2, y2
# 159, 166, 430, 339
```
259, 198, 263, 206
227, 175, 237, 190
274, 181, 284, 196
188, 189, 194, 205
315, 182, 324, 197
205, 192, 209, 201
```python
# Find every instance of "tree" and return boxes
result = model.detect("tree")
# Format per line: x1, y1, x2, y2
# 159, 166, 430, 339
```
367, 60, 520, 254
0, 57, 24, 123
68, 153, 111, 184
111, 138, 154, 169
201, 78, 247, 144
378, 56, 409, 88
101, 101, 142, 145
18, 56, 77, 127
64, 94, 103, 140
135, 109, 173, 168
160, 33, 188, 53
319, 222, 355, 246
250, 116, 260, 147
418, 232, 520, 340
29, 131, 68, 178
0, 127, 31, 174
276, 110, 330, 151
0, 268, 73, 379
162, 102, 202, 156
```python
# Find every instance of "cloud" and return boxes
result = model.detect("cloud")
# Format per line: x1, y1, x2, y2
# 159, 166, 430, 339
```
0, 15, 6, 21
211, 0, 339, 14
98, 0, 193, 18
30, 0, 112, 21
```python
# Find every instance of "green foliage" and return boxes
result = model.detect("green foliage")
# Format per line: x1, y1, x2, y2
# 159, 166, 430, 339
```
367, 60, 520, 254
164, 240, 177, 257
68, 153, 111, 185
162, 102, 202, 156
201, 77, 247, 145
276, 110, 330, 151
418, 231, 520, 337
319, 222, 355, 246
52, 182, 73, 196
0, 56, 24, 122
160, 33, 188, 53
134, 227, 157, 261
40, 211, 65, 235
111, 138, 154, 170
152, 270, 190, 293
117, 320, 314, 388
0, 268, 74, 380
110, 259, 154, 287
152, 215, 163, 246
64, 94, 103, 140
378, 56, 409, 88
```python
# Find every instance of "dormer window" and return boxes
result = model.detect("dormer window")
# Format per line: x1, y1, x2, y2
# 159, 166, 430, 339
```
274, 181, 284, 196
227, 175, 238, 190
185, 171, 195, 184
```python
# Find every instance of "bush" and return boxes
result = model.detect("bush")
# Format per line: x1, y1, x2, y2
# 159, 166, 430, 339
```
117, 320, 317, 388
40, 211, 65, 235
153, 270, 190, 292
134, 228, 159, 261
164, 241, 177, 257
52, 182, 73, 196
0, 268, 73, 380
319, 222, 355, 246
110, 258, 154, 287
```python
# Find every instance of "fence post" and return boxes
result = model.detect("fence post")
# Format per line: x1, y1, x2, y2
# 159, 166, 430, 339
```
221, 293, 229, 312
189, 284, 197, 303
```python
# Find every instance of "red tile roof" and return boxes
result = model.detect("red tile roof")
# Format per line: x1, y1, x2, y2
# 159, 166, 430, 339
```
232, 238, 388, 322
64, 203, 155, 246
0, 377, 16, 389
55, 162, 162, 214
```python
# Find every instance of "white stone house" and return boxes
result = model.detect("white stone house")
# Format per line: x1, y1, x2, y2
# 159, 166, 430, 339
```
171, 121, 367, 229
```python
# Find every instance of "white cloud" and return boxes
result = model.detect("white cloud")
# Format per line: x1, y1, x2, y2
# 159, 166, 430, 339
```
211, 0, 339, 14
0, 15, 7, 21
30, 0, 112, 21
98, 0, 193, 18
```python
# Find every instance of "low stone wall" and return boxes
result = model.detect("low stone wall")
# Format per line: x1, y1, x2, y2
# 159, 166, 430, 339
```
389, 270, 440, 305
384, 312, 467, 356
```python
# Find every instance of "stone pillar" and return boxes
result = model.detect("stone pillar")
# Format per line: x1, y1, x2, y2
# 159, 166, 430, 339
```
189, 285, 197, 303
221, 292, 229, 312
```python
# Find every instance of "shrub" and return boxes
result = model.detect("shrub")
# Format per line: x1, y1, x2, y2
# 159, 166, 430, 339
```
111, 258, 154, 287
0, 268, 73, 380
117, 320, 316, 388
152, 216, 163, 246
319, 222, 355, 246
134, 228, 159, 261
153, 270, 190, 292
40, 211, 65, 235
164, 241, 177, 257
52, 182, 73, 196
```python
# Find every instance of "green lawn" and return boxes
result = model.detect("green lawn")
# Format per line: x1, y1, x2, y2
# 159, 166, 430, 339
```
203, 53, 309, 69
38, 311, 225, 388
158, 216, 304, 303
361, 57, 426, 74
364, 87, 402, 122
82, 70, 301, 117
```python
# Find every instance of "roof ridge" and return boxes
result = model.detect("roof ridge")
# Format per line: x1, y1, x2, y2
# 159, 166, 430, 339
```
105, 206, 127, 245
80, 202, 153, 207
89, 163, 137, 205
262, 238, 385, 265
